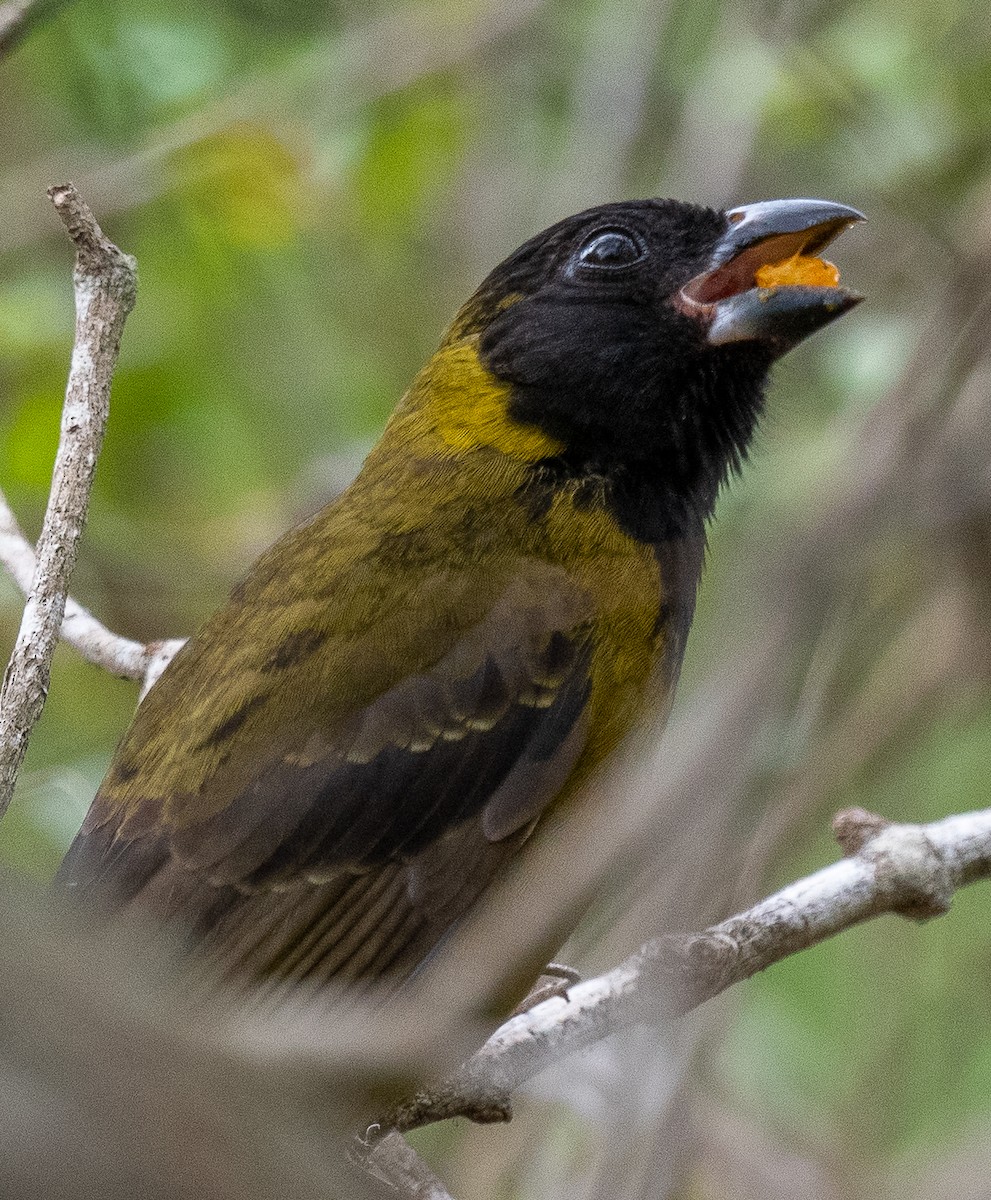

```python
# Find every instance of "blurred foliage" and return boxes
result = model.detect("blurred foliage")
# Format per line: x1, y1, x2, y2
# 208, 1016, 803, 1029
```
3, 0, 991, 1197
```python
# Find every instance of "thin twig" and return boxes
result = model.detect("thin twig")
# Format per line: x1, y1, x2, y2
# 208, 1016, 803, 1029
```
0, 486, 185, 685
0, 183, 136, 820
362, 1131, 457, 1200
384, 805, 991, 1135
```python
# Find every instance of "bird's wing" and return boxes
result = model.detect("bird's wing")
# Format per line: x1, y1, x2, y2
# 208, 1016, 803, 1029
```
56, 562, 597, 995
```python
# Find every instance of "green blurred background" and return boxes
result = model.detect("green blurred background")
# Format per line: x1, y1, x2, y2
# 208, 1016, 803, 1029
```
3, 0, 991, 1196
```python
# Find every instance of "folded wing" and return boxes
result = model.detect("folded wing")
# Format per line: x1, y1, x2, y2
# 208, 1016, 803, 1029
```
56, 568, 596, 998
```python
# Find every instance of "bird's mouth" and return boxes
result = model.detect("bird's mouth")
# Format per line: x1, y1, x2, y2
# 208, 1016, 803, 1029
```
675, 198, 865, 350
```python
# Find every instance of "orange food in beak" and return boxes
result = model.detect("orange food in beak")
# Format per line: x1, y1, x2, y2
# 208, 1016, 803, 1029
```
754, 253, 840, 289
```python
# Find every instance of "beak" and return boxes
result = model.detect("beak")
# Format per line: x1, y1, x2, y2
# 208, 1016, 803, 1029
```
677, 198, 865, 352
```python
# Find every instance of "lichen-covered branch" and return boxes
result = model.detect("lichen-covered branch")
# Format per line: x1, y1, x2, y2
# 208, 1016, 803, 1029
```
385, 804, 991, 1135
0, 184, 136, 819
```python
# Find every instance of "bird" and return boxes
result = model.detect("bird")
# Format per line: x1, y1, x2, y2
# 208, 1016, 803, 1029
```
56, 196, 863, 1009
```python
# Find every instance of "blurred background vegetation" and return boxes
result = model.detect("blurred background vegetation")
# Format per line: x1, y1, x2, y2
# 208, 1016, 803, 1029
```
3, 0, 991, 1196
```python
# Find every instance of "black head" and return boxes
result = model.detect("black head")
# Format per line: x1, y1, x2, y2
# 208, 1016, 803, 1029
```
452, 197, 863, 539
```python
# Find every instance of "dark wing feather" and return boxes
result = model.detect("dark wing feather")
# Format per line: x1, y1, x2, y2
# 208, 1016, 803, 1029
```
56, 581, 595, 997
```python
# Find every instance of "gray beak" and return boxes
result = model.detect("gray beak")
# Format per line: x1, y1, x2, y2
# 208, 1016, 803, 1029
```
679, 198, 865, 352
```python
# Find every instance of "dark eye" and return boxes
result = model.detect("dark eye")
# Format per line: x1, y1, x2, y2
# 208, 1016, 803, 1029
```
575, 228, 645, 270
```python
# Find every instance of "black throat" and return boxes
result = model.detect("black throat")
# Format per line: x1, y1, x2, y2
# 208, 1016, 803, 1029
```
477, 267, 775, 545
517, 457, 706, 544
512, 347, 772, 545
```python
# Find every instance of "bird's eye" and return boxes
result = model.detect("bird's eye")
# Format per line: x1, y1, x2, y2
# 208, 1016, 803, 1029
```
575, 228, 646, 271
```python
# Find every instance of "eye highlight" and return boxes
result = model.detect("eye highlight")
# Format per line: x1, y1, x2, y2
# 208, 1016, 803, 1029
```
574, 227, 646, 271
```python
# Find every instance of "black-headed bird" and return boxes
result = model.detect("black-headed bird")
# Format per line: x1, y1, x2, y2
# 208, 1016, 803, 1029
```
56, 197, 862, 1006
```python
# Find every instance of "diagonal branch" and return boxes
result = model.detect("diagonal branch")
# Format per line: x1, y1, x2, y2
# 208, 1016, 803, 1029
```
383, 805, 991, 1135
0, 488, 185, 686
0, 183, 136, 820
364, 1132, 457, 1200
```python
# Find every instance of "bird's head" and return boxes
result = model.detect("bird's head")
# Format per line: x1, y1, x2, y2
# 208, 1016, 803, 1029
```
441, 197, 863, 536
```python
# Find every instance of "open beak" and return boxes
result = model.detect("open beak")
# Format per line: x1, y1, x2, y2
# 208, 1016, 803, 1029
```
677, 198, 865, 351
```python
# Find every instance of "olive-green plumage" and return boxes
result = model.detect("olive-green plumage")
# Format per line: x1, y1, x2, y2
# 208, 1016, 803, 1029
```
57, 196, 862, 1005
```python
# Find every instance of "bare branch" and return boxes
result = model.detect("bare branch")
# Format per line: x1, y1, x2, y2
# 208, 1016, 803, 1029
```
0, 486, 186, 687
362, 1132, 457, 1200
384, 805, 991, 1135
0, 184, 136, 819
139, 636, 186, 696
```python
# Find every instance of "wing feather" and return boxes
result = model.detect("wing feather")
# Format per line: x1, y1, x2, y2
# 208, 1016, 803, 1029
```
56, 570, 597, 997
